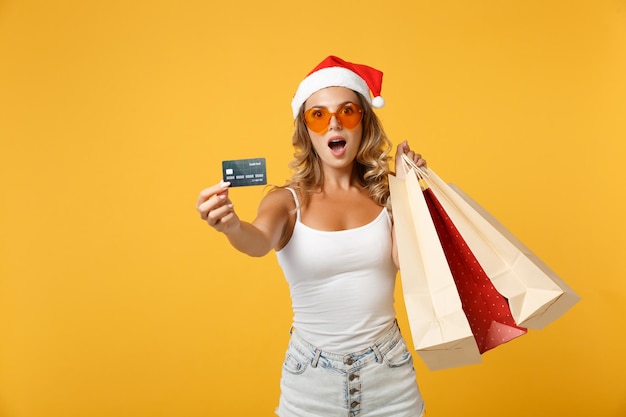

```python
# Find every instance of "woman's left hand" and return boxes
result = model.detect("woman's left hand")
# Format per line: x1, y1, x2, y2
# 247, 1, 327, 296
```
394, 140, 427, 179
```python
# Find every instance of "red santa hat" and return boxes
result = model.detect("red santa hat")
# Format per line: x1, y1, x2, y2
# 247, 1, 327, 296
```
291, 55, 385, 119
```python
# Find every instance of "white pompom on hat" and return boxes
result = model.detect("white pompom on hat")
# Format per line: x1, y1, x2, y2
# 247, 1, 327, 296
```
291, 55, 385, 119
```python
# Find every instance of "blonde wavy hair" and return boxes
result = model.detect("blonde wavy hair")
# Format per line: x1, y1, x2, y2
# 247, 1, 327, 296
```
285, 92, 393, 209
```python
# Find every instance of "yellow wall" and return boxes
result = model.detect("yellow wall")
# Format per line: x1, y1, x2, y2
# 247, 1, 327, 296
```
1, 0, 624, 416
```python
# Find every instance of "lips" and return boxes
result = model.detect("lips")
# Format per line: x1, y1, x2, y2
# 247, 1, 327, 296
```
328, 137, 347, 156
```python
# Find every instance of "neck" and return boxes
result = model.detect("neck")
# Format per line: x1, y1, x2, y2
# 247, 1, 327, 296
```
321, 164, 362, 191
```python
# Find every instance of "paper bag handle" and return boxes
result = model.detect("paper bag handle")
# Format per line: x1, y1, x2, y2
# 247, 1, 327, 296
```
401, 153, 429, 190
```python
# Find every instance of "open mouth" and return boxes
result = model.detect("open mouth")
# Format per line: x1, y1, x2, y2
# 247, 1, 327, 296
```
328, 139, 347, 152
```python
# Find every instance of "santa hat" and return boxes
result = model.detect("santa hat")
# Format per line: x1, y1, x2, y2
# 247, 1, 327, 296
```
291, 55, 385, 119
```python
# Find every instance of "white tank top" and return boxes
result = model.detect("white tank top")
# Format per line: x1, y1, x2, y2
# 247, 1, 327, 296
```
275, 188, 397, 353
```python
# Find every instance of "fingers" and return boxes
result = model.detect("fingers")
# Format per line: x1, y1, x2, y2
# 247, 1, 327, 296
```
395, 140, 409, 159
395, 141, 427, 168
196, 181, 231, 221
206, 200, 236, 232
412, 153, 427, 168
197, 181, 230, 206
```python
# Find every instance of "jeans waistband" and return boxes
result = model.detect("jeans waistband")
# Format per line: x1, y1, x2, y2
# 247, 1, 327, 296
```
289, 320, 403, 368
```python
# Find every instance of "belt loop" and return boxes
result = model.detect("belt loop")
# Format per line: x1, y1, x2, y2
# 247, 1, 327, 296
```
311, 349, 321, 368
372, 344, 383, 363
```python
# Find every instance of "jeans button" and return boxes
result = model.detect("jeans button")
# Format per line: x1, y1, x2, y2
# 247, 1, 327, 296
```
346, 358, 354, 365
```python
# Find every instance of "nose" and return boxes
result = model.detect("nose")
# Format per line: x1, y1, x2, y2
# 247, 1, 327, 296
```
328, 114, 343, 130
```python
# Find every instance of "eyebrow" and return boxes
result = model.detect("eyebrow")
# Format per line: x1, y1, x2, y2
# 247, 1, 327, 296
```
306, 101, 356, 110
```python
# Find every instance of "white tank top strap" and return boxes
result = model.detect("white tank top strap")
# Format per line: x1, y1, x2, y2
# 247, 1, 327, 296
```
284, 187, 301, 222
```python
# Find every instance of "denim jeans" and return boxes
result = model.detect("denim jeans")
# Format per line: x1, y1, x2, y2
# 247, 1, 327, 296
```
276, 321, 425, 417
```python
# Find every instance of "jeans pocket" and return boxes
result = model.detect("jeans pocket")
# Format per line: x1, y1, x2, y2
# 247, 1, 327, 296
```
382, 338, 413, 368
282, 343, 310, 375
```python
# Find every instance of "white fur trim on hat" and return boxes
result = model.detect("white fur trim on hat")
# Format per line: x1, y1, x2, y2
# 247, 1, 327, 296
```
371, 96, 385, 108
291, 67, 370, 119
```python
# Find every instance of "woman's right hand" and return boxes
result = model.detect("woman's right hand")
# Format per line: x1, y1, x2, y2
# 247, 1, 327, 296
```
196, 181, 240, 234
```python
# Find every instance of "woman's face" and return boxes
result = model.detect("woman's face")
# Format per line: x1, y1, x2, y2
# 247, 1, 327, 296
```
303, 86, 363, 172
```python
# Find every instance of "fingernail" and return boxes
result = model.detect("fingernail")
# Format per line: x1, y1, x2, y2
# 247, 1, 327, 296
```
220, 181, 231, 188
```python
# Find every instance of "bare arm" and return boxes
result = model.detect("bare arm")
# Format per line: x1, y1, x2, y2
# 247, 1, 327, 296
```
392, 225, 400, 269
196, 182, 293, 257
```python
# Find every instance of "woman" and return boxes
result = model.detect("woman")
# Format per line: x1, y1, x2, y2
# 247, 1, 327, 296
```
197, 56, 427, 417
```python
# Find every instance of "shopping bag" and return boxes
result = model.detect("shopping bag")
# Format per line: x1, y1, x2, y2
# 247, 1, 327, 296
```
389, 167, 482, 370
422, 186, 527, 354
404, 155, 580, 329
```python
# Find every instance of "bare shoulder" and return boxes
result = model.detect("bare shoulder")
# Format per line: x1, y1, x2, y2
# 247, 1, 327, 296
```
254, 186, 298, 251
257, 186, 297, 216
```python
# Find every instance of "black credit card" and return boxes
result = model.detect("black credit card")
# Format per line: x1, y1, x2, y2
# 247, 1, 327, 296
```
222, 158, 267, 187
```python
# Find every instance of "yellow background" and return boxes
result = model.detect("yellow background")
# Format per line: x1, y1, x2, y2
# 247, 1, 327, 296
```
1, 0, 625, 416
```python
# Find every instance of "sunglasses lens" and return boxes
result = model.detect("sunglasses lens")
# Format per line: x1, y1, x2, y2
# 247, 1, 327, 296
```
336, 104, 362, 129
304, 108, 331, 133
304, 103, 363, 134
